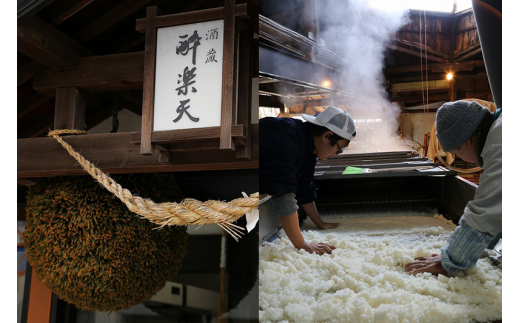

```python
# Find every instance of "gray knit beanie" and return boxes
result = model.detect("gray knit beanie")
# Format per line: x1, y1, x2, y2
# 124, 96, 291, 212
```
436, 100, 490, 152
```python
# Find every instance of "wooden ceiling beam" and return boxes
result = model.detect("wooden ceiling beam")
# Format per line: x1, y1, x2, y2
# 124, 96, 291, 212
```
17, 15, 82, 71
18, 114, 54, 138
136, 4, 249, 32
17, 125, 259, 178
17, 92, 54, 119
385, 43, 447, 63
454, 48, 482, 63
115, 91, 143, 116
395, 93, 450, 102
109, 0, 206, 54
47, 0, 94, 25
17, 61, 36, 86
76, 0, 152, 43
33, 52, 145, 95
17, 0, 56, 24
384, 60, 484, 74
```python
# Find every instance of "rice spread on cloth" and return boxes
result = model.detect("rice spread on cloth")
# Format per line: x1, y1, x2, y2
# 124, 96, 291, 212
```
259, 215, 501, 323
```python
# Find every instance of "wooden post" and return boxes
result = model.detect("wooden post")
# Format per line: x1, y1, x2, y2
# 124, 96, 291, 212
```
26, 266, 53, 323
449, 78, 456, 102
54, 87, 86, 130
220, 0, 237, 150
235, 22, 253, 159
217, 230, 227, 323
140, 6, 159, 155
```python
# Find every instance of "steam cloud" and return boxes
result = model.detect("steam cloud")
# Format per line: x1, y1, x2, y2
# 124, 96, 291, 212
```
316, 0, 410, 152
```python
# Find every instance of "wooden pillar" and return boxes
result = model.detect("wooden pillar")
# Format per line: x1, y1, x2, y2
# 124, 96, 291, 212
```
220, 0, 237, 150
303, 0, 317, 61
26, 266, 53, 323
235, 21, 253, 159
54, 87, 86, 130
140, 6, 159, 155
449, 79, 456, 102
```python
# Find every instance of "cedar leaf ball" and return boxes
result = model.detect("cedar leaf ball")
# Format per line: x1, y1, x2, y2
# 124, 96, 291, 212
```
24, 173, 188, 312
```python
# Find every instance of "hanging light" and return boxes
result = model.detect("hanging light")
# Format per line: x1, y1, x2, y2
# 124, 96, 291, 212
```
446, 73, 453, 80
321, 80, 331, 88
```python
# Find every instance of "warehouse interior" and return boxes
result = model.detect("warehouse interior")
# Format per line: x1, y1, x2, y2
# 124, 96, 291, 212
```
257, 2, 503, 322
258, 0, 497, 184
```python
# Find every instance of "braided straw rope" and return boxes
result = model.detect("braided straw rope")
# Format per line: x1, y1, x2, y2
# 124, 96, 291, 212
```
47, 129, 259, 240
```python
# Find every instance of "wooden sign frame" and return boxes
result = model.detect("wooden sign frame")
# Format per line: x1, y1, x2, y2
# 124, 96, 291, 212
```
134, 1, 254, 162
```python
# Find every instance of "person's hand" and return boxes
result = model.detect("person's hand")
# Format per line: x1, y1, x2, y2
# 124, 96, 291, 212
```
317, 222, 340, 230
404, 253, 448, 275
301, 242, 336, 255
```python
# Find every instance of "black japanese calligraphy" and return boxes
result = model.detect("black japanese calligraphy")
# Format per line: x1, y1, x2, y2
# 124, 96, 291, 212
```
206, 28, 218, 40
176, 30, 202, 65
205, 49, 218, 64
173, 99, 199, 123
175, 66, 197, 95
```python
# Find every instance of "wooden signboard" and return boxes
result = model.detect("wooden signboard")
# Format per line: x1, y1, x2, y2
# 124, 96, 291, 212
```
133, 0, 253, 162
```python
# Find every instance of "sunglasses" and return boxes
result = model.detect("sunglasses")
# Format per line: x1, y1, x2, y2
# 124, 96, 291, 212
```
335, 142, 345, 155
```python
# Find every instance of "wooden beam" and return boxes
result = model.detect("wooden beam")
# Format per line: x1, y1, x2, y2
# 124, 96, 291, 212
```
449, 79, 456, 102
18, 61, 36, 86
130, 125, 246, 144
47, 0, 94, 25
140, 6, 158, 155
384, 60, 484, 74
385, 43, 448, 63
33, 52, 145, 95
26, 266, 53, 323
259, 95, 284, 108
135, 4, 249, 32
77, 0, 151, 42
109, 0, 206, 54
54, 87, 86, 130
235, 21, 253, 159
17, 92, 53, 119
17, 15, 81, 71
454, 42, 481, 58
393, 39, 449, 60
115, 91, 142, 116
396, 93, 450, 102
454, 48, 482, 63
17, 124, 259, 178
17, 0, 56, 23
220, 0, 237, 150
18, 114, 54, 139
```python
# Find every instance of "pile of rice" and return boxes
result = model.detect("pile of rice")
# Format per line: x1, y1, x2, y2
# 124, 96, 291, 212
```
259, 215, 501, 323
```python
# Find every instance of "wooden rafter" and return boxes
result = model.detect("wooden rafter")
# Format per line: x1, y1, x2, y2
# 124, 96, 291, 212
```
385, 43, 447, 63
17, 92, 53, 119
17, 61, 36, 86
76, 0, 152, 43
18, 15, 82, 71
109, 0, 207, 54
33, 52, 145, 95
46, 0, 94, 25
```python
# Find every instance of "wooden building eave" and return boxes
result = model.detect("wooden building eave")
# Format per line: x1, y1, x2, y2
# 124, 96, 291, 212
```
17, 124, 259, 178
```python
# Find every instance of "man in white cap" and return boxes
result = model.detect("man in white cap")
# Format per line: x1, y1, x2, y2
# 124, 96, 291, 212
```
405, 100, 502, 275
260, 106, 356, 255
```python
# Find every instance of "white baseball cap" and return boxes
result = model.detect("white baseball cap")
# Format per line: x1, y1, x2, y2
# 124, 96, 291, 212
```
302, 106, 356, 140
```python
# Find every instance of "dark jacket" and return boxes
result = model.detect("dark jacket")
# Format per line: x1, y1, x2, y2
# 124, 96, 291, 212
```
259, 117, 318, 204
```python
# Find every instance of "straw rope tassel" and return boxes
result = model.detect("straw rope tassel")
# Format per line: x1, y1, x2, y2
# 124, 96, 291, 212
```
47, 129, 259, 240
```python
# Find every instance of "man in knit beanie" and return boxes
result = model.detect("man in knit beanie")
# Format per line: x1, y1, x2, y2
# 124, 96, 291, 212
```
405, 100, 502, 275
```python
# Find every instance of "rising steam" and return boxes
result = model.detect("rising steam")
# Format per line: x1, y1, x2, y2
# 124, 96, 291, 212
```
316, 0, 410, 152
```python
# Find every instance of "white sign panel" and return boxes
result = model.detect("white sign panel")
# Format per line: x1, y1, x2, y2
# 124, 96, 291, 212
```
154, 20, 224, 131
